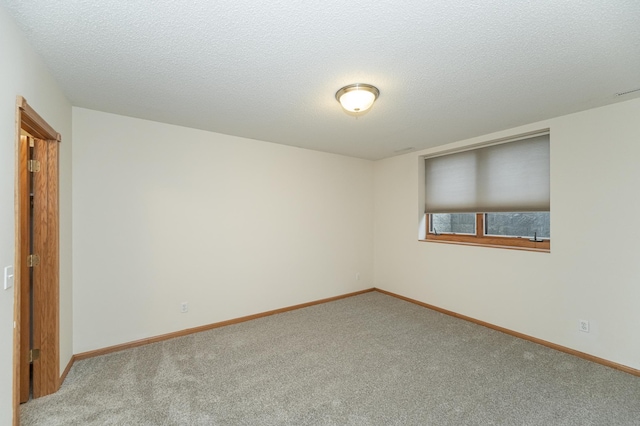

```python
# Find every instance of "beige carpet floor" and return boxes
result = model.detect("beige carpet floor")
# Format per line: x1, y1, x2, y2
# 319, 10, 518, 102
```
21, 292, 640, 425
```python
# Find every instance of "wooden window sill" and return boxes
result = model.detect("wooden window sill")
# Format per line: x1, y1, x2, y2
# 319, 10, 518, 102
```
420, 238, 550, 253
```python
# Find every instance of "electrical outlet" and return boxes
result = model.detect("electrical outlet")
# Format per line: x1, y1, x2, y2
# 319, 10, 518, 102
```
181, 302, 188, 313
579, 319, 589, 333
356, 272, 360, 281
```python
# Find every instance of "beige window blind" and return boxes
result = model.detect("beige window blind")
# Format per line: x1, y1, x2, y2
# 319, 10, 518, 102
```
424, 134, 550, 213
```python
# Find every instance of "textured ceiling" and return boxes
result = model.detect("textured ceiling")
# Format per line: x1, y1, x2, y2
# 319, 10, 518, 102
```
2, 1, 640, 160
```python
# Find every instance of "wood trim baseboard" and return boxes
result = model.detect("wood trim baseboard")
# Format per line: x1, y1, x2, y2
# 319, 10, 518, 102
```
374, 288, 640, 377
74, 288, 376, 361
59, 355, 75, 386
63, 287, 637, 390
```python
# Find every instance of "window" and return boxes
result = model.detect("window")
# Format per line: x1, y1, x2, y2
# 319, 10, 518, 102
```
423, 133, 550, 251
430, 213, 476, 235
484, 212, 550, 239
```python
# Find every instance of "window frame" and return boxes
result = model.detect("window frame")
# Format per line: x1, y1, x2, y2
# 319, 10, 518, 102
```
424, 213, 550, 252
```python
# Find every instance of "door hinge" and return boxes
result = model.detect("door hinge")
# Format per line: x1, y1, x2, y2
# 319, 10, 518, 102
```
29, 349, 40, 363
28, 160, 41, 173
27, 254, 40, 267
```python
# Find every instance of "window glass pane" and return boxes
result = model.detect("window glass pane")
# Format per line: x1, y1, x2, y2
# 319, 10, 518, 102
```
484, 212, 550, 239
430, 213, 476, 235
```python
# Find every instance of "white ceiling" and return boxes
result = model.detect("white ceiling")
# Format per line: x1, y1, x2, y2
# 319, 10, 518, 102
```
3, 1, 640, 160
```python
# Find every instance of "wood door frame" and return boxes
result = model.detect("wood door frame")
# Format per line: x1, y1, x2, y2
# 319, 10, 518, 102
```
12, 96, 61, 426
17, 135, 29, 404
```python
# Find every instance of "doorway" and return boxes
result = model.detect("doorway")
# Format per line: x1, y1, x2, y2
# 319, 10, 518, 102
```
13, 97, 61, 423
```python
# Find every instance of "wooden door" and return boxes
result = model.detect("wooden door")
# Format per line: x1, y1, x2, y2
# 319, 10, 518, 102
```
30, 136, 60, 398
18, 135, 60, 401
14, 97, 61, 423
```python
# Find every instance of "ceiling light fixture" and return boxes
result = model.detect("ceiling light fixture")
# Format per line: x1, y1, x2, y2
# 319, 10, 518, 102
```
335, 83, 380, 113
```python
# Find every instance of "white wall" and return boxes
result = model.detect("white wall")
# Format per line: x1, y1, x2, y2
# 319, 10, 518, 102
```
374, 97, 640, 369
72, 108, 374, 353
0, 6, 73, 426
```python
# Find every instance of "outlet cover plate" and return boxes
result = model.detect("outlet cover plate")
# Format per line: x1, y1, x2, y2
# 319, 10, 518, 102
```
579, 319, 589, 333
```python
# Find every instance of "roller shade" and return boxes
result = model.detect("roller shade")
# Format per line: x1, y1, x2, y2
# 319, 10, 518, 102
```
425, 134, 550, 213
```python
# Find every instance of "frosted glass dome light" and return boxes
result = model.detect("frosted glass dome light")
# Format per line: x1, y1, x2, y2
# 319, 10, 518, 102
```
335, 84, 380, 113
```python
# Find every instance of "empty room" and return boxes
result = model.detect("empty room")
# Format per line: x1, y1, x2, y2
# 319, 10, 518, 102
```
1, 1, 640, 425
